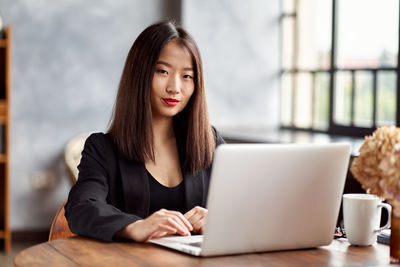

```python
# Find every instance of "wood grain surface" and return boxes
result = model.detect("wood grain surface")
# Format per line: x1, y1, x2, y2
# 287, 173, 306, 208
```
14, 236, 390, 267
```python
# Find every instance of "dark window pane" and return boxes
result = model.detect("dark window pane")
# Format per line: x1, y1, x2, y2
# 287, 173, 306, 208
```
334, 71, 352, 125
313, 72, 330, 130
297, 0, 332, 70
377, 71, 396, 126
354, 71, 373, 127
337, 0, 398, 68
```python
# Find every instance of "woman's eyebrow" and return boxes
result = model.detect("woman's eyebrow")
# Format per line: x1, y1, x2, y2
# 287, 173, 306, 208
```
156, 60, 193, 71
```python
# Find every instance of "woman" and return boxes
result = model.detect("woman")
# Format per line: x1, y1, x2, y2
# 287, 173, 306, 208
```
65, 20, 225, 242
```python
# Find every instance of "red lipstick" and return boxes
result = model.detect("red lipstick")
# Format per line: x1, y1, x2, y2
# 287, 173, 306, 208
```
163, 98, 179, 107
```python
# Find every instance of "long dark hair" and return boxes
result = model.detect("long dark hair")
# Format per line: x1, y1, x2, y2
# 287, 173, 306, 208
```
108, 21, 215, 173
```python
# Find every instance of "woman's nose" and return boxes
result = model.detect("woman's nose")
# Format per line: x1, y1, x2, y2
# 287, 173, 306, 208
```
166, 75, 181, 94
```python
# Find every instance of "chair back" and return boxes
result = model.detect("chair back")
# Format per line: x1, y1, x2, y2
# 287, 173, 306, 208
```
49, 201, 76, 241
64, 133, 89, 185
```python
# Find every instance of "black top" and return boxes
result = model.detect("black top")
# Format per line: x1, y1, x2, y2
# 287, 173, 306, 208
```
65, 128, 225, 242
147, 170, 186, 215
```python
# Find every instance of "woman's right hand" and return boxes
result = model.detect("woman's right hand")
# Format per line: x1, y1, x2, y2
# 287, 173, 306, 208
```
117, 209, 193, 242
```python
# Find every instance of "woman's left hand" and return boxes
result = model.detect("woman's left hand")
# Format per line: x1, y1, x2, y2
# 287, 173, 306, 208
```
184, 206, 208, 234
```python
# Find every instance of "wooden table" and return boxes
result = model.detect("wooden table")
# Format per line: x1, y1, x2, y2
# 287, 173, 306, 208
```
14, 236, 392, 266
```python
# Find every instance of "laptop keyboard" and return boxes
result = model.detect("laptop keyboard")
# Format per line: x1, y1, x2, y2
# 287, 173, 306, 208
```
185, 241, 202, 248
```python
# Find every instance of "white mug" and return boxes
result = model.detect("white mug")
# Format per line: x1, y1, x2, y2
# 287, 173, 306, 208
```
343, 193, 391, 246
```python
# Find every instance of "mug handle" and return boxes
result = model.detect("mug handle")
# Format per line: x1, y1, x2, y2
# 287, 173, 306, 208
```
374, 203, 392, 232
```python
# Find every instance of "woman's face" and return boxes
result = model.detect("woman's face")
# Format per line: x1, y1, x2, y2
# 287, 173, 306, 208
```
150, 39, 195, 120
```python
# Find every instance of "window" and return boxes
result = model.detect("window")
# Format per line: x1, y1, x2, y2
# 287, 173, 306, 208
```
280, 0, 399, 137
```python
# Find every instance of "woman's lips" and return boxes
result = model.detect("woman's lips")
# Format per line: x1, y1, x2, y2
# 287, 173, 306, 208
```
163, 98, 179, 107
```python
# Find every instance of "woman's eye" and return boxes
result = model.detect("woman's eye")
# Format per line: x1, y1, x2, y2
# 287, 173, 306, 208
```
157, 69, 168, 75
183, 74, 193, 79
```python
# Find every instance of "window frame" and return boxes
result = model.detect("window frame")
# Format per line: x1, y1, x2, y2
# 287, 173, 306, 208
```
279, 0, 400, 137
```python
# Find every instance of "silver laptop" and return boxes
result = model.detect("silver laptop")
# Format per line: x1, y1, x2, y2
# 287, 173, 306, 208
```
149, 143, 351, 256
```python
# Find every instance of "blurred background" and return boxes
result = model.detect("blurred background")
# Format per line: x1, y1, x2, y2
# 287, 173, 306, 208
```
1, 0, 280, 235
0, 0, 398, 249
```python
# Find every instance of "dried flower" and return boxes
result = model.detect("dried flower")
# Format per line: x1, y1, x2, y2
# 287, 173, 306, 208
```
351, 125, 400, 216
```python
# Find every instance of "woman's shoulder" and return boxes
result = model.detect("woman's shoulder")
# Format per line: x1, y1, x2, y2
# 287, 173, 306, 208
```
84, 132, 117, 155
85, 132, 113, 145
211, 126, 226, 146
86, 132, 113, 143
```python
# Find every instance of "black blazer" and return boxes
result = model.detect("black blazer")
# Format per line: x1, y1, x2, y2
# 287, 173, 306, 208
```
65, 130, 225, 242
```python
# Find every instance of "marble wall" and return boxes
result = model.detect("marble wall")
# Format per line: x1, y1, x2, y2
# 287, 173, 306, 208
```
2, 0, 180, 230
1, 0, 279, 230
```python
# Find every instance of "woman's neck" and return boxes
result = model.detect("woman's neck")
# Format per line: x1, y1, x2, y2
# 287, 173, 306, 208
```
152, 116, 175, 144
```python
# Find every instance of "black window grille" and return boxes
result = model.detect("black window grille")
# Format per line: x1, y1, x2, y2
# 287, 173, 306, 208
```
280, 0, 400, 137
